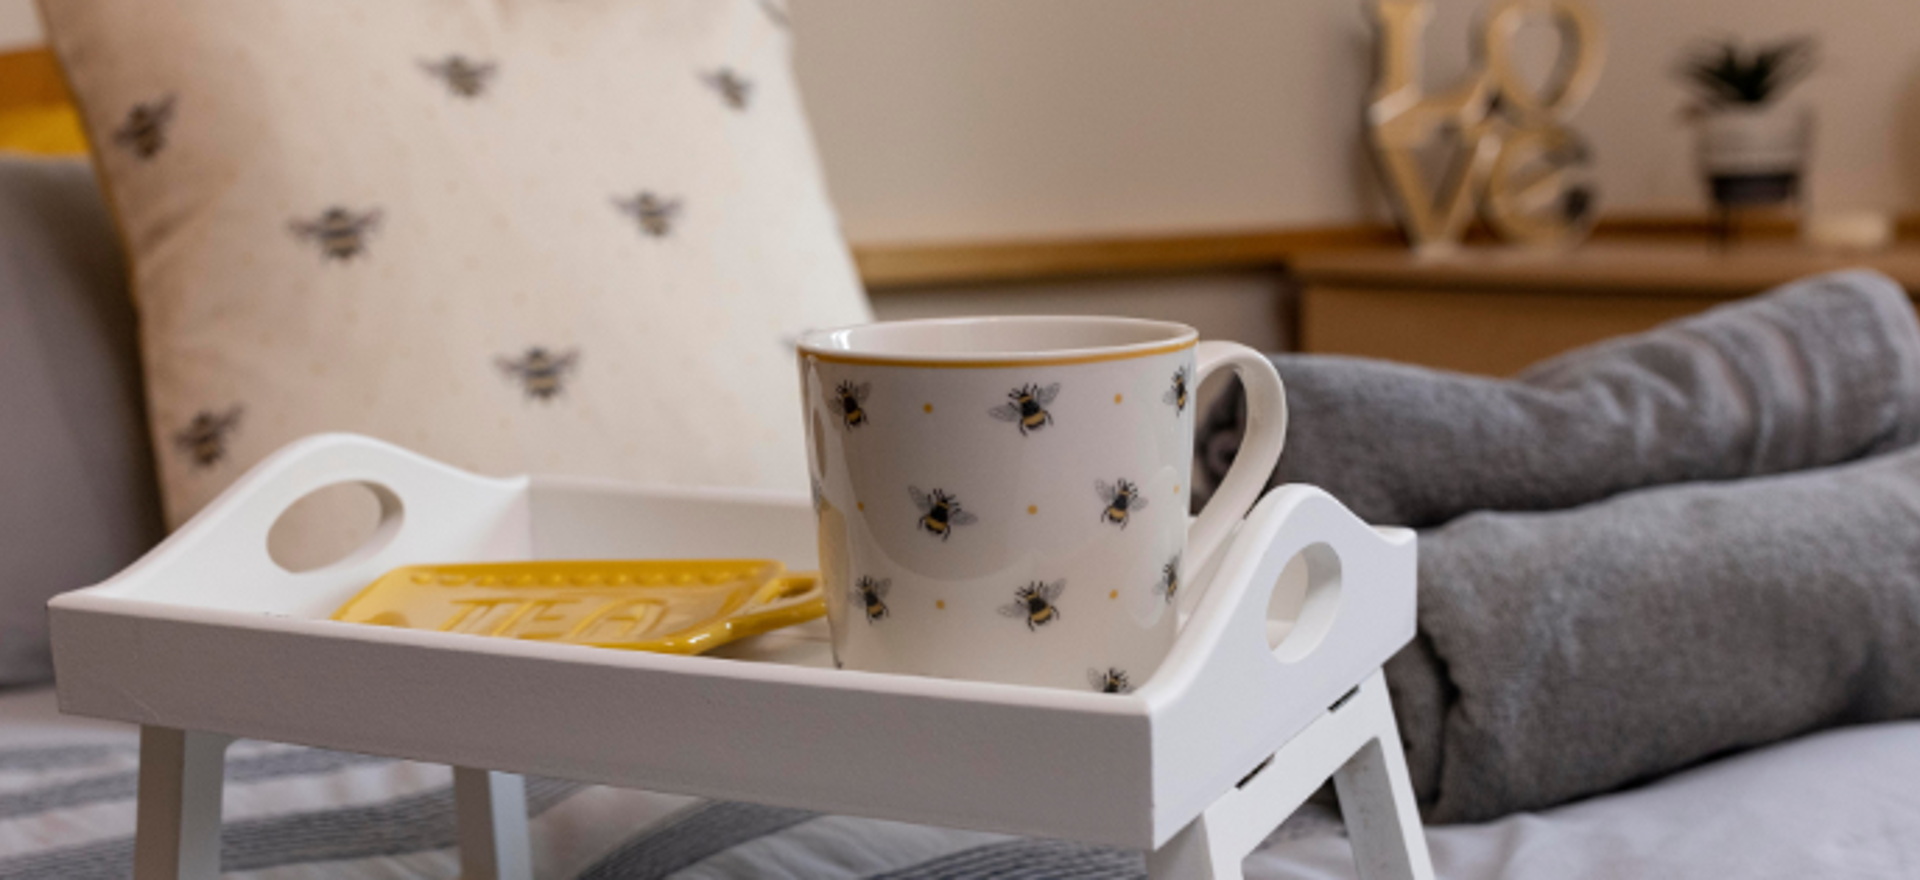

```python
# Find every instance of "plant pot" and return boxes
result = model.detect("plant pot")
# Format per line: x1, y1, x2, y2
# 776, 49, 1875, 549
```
1695, 105, 1812, 208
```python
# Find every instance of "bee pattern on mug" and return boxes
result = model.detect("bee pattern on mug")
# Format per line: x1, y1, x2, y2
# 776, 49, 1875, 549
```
420, 55, 497, 98
852, 576, 891, 623
290, 207, 383, 262
496, 346, 580, 402
988, 382, 1060, 436
113, 95, 176, 159
827, 381, 870, 429
1155, 554, 1182, 605
1164, 365, 1192, 414
1097, 479, 1149, 528
173, 405, 243, 469
910, 487, 978, 540
614, 191, 682, 237
999, 579, 1066, 631
1088, 667, 1134, 694
702, 68, 752, 109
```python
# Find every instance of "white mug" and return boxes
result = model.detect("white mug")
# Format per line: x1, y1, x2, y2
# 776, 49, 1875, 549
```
797, 316, 1287, 691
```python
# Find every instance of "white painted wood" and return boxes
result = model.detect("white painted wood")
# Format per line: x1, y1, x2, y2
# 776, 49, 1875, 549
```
1332, 674, 1436, 880
454, 768, 533, 880
48, 434, 1427, 854
1145, 671, 1432, 880
133, 727, 231, 880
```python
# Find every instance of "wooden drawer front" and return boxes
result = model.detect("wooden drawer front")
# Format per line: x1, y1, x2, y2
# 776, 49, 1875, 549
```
1299, 285, 1730, 376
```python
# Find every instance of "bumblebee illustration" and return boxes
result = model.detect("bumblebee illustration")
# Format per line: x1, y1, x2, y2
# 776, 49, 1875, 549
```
420, 55, 497, 98
1164, 365, 1192, 414
1155, 554, 1182, 605
495, 346, 580, 402
1097, 478, 1149, 528
1088, 667, 1133, 694
290, 207, 383, 262
112, 95, 176, 159
173, 405, 243, 469
910, 487, 978, 540
852, 576, 891, 623
614, 191, 682, 237
998, 579, 1066, 631
826, 381, 870, 429
703, 68, 752, 109
988, 382, 1060, 436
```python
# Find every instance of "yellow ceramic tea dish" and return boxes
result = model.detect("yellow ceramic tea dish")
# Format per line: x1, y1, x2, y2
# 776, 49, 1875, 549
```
331, 560, 823, 654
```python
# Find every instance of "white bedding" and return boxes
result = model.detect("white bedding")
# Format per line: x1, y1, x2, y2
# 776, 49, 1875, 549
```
2, 684, 1916, 879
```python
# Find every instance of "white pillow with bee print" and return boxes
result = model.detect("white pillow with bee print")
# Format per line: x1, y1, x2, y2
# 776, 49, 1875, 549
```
37, 0, 871, 553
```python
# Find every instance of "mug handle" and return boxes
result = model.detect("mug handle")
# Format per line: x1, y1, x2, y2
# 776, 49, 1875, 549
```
1185, 341, 1288, 581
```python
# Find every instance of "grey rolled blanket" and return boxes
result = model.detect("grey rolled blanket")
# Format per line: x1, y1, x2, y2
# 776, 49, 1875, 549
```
1195, 270, 1920, 823
1396, 449, 1920, 822
1196, 270, 1920, 527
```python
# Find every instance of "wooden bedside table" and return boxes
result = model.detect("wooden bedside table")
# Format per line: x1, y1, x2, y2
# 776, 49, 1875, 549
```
1292, 243, 1920, 376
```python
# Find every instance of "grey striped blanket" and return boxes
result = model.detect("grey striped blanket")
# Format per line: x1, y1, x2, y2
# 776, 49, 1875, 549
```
6, 685, 1918, 878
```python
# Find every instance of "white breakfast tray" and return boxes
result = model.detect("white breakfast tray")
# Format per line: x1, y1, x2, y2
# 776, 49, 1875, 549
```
49, 434, 1433, 880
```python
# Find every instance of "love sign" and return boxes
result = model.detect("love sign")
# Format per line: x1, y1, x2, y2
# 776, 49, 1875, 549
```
1366, 0, 1605, 252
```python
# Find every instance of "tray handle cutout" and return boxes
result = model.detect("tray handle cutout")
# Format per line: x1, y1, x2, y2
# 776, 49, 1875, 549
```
80, 434, 530, 616
1144, 484, 1414, 705
266, 480, 406, 574
1268, 543, 1341, 663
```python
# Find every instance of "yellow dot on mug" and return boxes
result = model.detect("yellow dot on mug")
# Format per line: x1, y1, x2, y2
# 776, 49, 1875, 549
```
1114, 393, 1124, 404
1174, 484, 1181, 493
1108, 589, 1119, 600
936, 599, 946, 610
923, 403, 933, 413
856, 502, 865, 511
1027, 505, 1038, 515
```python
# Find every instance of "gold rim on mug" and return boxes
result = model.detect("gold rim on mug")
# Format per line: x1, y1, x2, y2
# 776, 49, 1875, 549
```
797, 316, 1200, 370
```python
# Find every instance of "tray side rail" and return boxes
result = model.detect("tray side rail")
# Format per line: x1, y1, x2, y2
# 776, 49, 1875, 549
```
1137, 484, 1418, 848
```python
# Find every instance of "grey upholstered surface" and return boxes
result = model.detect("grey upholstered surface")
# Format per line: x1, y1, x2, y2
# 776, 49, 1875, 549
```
0, 155, 162, 688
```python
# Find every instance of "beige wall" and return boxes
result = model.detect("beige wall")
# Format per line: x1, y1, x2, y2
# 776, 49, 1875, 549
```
9, 0, 1919, 239
791, 0, 1920, 244
0, 0, 38, 50
9, 1, 1918, 350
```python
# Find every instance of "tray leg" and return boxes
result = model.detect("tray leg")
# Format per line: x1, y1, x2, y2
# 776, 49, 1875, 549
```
1145, 670, 1434, 880
1331, 675, 1436, 880
454, 767, 533, 880
134, 726, 232, 880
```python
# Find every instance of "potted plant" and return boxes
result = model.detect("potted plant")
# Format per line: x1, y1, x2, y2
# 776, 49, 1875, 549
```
1676, 36, 1816, 211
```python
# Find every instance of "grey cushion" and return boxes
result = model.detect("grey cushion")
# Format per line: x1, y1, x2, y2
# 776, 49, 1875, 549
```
0, 156, 162, 688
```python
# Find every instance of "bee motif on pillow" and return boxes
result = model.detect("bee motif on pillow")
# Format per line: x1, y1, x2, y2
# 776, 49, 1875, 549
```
113, 95, 176, 159
614, 192, 683, 238
703, 68, 752, 109
173, 405, 243, 469
290, 207, 383, 262
421, 55, 497, 98
496, 347, 581, 402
